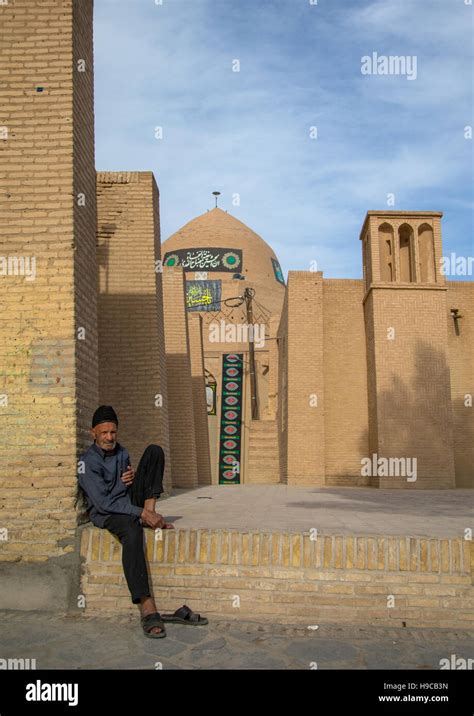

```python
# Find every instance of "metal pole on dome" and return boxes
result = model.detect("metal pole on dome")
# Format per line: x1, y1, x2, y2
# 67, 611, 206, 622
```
212, 191, 220, 208
244, 287, 259, 420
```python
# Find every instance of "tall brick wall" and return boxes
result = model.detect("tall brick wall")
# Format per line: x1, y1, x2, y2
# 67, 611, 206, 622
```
73, 0, 99, 450
96, 172, 171, 492
187, 313, 212, 485
364, 287, 456, 488
446, 282, 474, 487
364, 290, 379, 462
323, 280, 370, 485
277, 291, 289, 483
266, 315, 280, 420
151, 178, 172, 492
285, 271, 325, 485
162, 266, 198, 488
0, 0, 98, 562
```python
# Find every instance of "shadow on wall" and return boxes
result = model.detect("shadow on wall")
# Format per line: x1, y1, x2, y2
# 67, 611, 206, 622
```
452, 394, 473, 487
97, 227, 113, 293
74, 290, 171, 520
357, 342, 472, 488
97, 294, 169, 459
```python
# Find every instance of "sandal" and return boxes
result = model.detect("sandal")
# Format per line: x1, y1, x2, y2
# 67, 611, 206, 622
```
141, 612, 166, 638
160, 604, 208, 626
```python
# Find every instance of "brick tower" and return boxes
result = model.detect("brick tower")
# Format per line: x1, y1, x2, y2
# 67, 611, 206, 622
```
0, 0, 98, 605
361, 212, 455, 488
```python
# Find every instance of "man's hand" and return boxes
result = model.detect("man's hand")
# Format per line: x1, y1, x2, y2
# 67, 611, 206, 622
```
121, 465, 135, 486
140, 509, 174, 530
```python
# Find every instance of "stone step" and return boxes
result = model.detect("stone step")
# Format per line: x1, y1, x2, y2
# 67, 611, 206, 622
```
247, 462, 278, 471
248, 436, 278, 442
248, 450, 279, 456
248, 449, 278, 457
244, 476, 281, 485
248, 426, 278, 434
248, 447, 278, 453
249, 427, 278, 434
247, 464, 279, 473
247, 457, 279, 463
246, 469, 279, 476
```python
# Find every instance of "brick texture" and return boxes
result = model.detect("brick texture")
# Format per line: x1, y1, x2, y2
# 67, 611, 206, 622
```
323, 280, 369, 485
80, 525, 474, 628
162, 267, 198, 488
0, 0, 98, 561
187, 313, 212, 485
277, 291, 288, 483
446, 281, 474, 487
363, 213, 456, 488
364, 287, 455, 487
95, 171, 172, 492
276, 213, 471, 488
285, 272, 325, 484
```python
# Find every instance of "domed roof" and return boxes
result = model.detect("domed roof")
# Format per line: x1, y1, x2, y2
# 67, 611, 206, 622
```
162, 208, 285, 317
164, 206, 268, 246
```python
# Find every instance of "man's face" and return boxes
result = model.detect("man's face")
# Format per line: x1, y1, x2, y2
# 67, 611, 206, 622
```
91, 422, 118, 451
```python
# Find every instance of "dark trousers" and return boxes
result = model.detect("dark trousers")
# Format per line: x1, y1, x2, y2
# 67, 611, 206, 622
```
104, 444, 165, 604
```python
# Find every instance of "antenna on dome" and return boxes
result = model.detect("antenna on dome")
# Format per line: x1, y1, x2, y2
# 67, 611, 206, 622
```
212, 191, 221, 208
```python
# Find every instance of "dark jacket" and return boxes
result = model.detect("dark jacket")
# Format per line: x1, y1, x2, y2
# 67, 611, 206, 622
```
77, 442, 142, 528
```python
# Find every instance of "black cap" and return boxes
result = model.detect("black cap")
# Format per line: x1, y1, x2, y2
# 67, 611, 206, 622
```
92, 405, 118, 428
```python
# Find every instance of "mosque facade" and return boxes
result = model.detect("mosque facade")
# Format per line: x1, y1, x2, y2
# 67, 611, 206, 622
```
160, 205, 473, 491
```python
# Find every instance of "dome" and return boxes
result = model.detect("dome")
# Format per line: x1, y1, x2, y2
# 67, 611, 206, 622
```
161, 207, 285, 317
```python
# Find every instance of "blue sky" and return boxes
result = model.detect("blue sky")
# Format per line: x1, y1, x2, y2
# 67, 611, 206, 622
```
94, 0, 473, 281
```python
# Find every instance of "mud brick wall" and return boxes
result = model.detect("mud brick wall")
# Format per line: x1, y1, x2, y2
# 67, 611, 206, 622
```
0, 0, 98, 562
285, 271, 325, 485
162, 266, 198, 488
364, 286, 455, 488
96, 171, 172, 492
323, 280, 369, 485
446, 281, 474, 488
187, 313, 212, 485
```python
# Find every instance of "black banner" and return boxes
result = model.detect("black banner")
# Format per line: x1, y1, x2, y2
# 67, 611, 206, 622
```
218, 353, 243, 485
185, 280, 221, 311
164, 247, 243, 273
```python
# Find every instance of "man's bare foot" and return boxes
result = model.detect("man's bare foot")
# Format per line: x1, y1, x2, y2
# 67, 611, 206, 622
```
143, 620, 164, 636
140, 596, 164, 635
140, 519, 174, 529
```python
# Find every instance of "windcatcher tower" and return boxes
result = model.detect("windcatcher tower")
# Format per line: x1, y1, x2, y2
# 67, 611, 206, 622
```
361, 212, 455, 488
